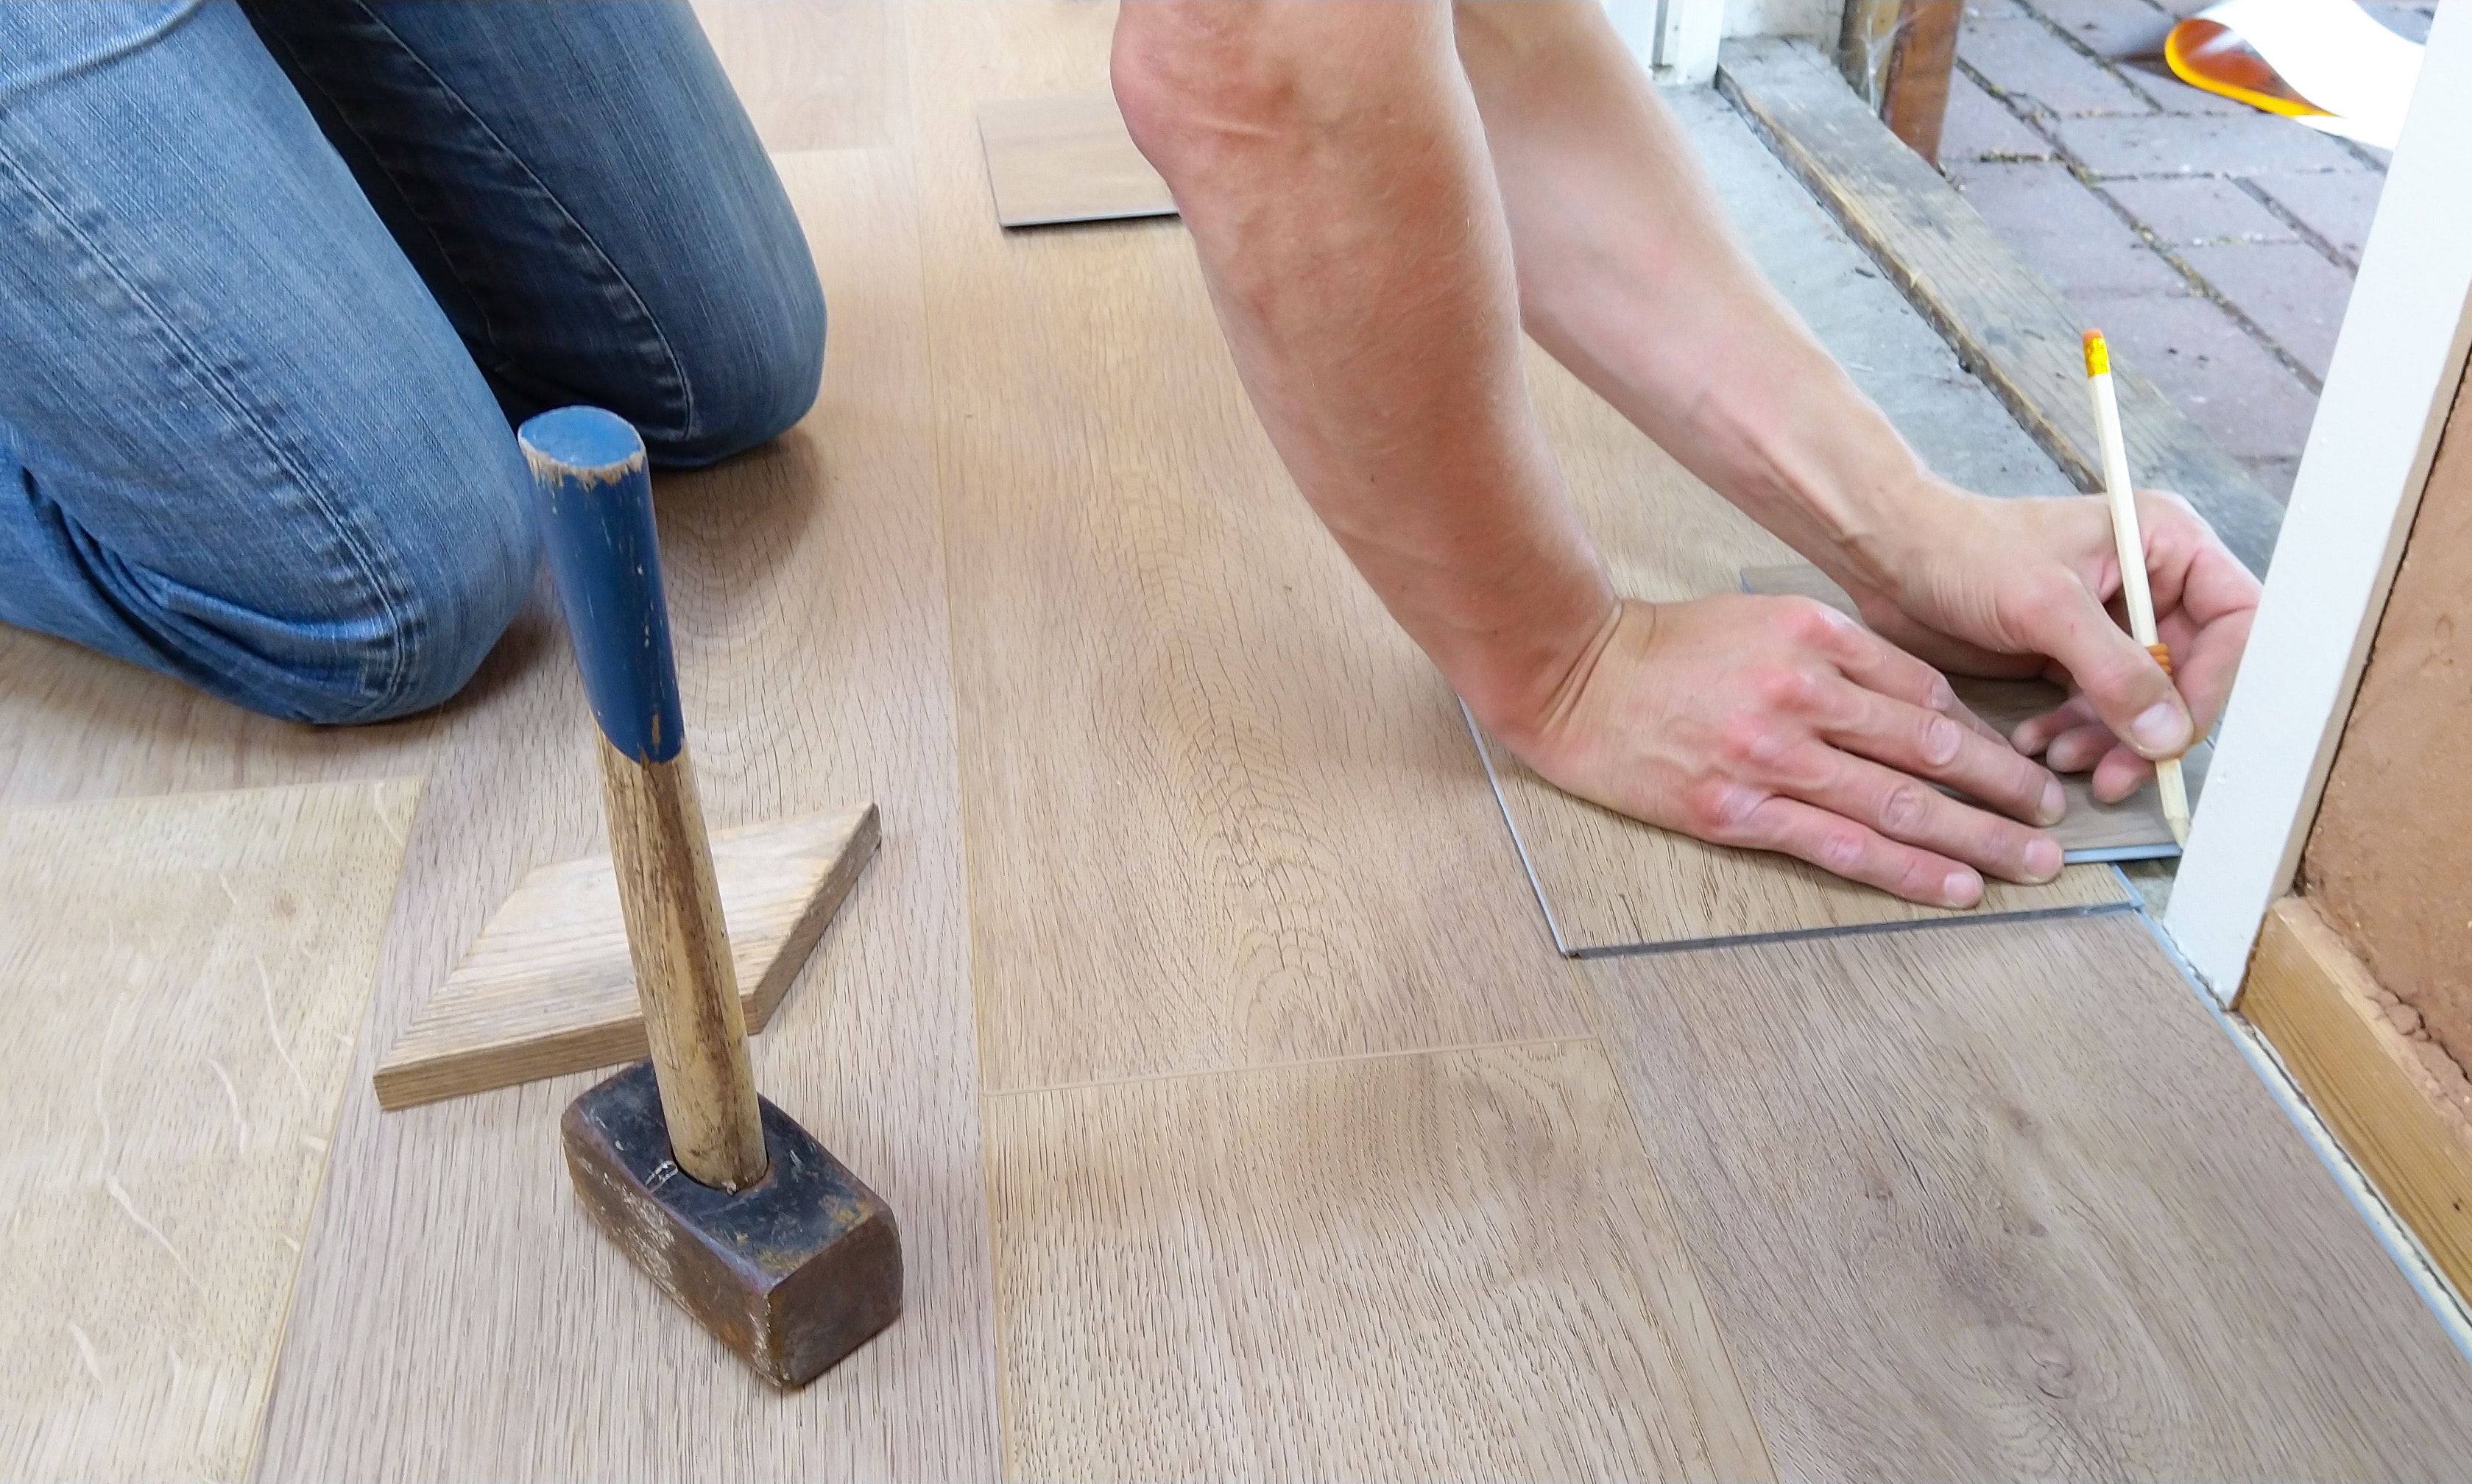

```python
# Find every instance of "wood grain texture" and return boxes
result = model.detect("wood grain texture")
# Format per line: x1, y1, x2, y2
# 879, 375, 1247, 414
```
0, 624, 438, 808
255, 132, 1003, 1479
910, 2, 1586, 1093
0, 780, 418, 1483
1743, 562, 2211, 861
976, 92, 1174, 227
986, 1042, 1773, 1482
375, 802, 877, 1109
1480, 345, 2130, 955
1586, 912, 2472, 1480
2242, 896, 2472, 1304
1717, 37, 2284, 575
595, 744, 766, 1190
693, 0, 903, 153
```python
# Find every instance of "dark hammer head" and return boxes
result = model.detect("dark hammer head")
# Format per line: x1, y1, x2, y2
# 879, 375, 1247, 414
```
562, 1061, 902, 1388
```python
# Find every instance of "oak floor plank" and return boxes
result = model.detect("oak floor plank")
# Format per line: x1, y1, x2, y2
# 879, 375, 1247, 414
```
1483, 344, 2130, 954
906, 3, 1587, 1093
1586, 913, 2472, 1480
253, 132, 1003, 1479
0, 780, 418, 1483
986, 1041, 1774, 1482
0, 625, 438, 808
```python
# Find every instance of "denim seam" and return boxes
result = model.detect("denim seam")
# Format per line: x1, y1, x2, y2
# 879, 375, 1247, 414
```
280, 2, 698, 443
0, 139, 417, 721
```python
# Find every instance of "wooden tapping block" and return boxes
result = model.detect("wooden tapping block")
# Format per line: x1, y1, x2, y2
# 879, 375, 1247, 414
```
1740, 563, 2209, 861
372, 801, 878, 1110
977, 93, 1174, 228
524, 404, 900, 1384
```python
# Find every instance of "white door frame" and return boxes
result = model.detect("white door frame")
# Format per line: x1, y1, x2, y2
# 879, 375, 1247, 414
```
2164, 0, 2472, 999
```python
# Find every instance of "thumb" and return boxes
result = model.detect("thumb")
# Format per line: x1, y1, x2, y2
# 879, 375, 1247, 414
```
2029, 579, 2191, 759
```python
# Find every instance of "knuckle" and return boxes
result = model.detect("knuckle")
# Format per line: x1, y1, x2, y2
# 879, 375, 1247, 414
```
1815, 829, 1868, 875
1877, 780, 1933, 837
1717, 710, 1781, 769
1684, 779, 1762, 836
1919, 713, 1963, 768
1774, 598, 1843, 647
1751, 663, 1821, 713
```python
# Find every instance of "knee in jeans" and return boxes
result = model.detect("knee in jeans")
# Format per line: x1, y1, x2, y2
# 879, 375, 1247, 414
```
284, 469, 538, 726
654, 252, 826, 468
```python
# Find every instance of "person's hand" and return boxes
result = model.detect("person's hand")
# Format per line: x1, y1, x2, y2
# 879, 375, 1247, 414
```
1830, 487, 2260, 800
1511, 594, 2069, 908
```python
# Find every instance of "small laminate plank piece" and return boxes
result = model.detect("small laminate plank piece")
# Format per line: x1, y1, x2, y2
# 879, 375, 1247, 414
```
2241, 895, 2472, 1301
1585, 912, 2472, 1478
373, 802, 878, 1110
916, 5, 1586, 1092
1480, 345, 2127, 956
1718, 37, 2283, 574
977, 92, 1173, 227
986, 1041, 1773, 1481
0, 780, 419, 1482
1744, 562, 2210, 861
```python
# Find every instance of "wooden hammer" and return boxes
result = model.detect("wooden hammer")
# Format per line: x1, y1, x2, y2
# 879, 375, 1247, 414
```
519, 406, 900, 1388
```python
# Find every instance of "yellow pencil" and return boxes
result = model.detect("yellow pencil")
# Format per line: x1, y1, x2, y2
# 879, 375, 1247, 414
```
2082, 330, 2192, 847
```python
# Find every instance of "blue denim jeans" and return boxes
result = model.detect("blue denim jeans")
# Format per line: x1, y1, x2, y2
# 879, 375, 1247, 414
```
0, 1, 823, 723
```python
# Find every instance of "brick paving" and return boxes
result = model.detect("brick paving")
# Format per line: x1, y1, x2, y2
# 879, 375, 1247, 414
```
1939, 0, 2435, 506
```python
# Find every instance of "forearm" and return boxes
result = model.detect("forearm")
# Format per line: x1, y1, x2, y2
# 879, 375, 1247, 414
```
1452, 3, 1948, 590
1112, 3, 1617, 742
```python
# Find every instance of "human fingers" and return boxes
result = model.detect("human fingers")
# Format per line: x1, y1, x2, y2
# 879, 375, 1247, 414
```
2003, 568, 2191, 760
1819, 683, 2065, 827
1723, 791, 1987, 908
2044, 722, 2119, 775
1792, 600, 2010, 745
2011, 693, 2101, 757
1770, 739, 2065, 886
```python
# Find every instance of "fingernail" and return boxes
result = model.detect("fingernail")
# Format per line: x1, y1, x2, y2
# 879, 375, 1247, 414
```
2024, 836, 2063, 881
1944, 869, 1982, 908
2132, 702, 2189, 755
2038, 778, 2066, 826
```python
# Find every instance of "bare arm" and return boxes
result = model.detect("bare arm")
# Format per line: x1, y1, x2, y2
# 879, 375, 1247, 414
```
1451, 3, 2256, 792
1109, 1, 2184, 906
1111, 3, 1614, 746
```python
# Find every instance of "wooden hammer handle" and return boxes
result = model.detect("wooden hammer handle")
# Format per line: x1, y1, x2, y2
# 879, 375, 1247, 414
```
520, 408, 767, 1192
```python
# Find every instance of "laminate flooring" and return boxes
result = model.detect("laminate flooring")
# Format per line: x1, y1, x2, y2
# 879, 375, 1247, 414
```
0, 4, 2465, 1479
1586, 913, 2472, 1478
0, 781, 417, 1482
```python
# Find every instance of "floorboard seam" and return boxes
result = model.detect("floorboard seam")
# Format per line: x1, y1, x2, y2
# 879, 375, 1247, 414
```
982, 1031, 1606, 1103
1569, 897, 2139, 962
1462, 698, 1572, 956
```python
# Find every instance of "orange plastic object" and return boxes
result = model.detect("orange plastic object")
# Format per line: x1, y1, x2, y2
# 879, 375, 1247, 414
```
2164, 17, 2329, 117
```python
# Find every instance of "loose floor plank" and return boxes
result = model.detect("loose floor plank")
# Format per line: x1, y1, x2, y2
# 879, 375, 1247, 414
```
0, 625, 437, 808
0, 780, 418, 1483
373, 802, 879, 1109
1586, 912, 2472, 1480
977, 92, 1174, 227
986, 1041, 1773, 1481
1742, 562, 2211, 861
908, 3, 1586, 1093
1483, 343, 2130, 955
254, 134, 1003, 1479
